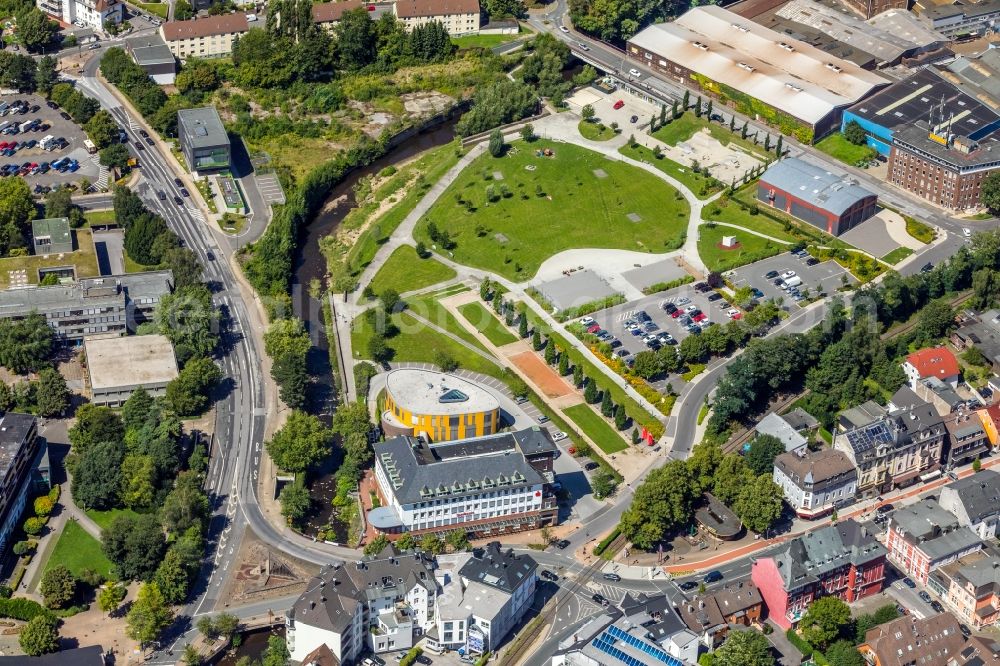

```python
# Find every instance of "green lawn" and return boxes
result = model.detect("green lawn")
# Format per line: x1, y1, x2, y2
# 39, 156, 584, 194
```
0, 229, 100, 288
405, 289, 493, 356
905, 216, 935, 244
124, 251, 160, 274
882, 246, 915, 264
83, 210, 115, 227
451, 31, 519, 49
457, 301, 518, 346
702, 199, 797, 242
578, 120, 616, 142
698, 224, 784, 272
44, 521, 114, 579
137, 1, 168, 18
619, 143, 722, 199
417, 140, 689, 280
85, 508, 141, 532
563, 404, 628, 454
367, 246, 457, 296
815, 133, 876, 165
653, 113, 770, 160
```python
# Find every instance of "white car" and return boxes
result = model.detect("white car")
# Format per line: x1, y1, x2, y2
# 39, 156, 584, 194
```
553, 431, 568, 442
559, 25, 570, 33
726, 309, 740, 318
580, 316, 595, 326
685, 305, 698, 313
780, 270, 797, 280
964, 228, 973, 237
629, 68, 641, 77
676, 296, 691, 306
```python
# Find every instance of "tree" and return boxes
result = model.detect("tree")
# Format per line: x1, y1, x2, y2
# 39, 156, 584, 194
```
558, 351, 570, 376
182, 644, 201, 666
600, 390, 613, 417
455, 79, 539, 137
518, 315, 529, 338
0, 312, 54, 374
775, 136, 783, 156
619, 460, 696, 549
488, 128, 505, 157
155, 285, 219, 363
520, 123, 535, 142
261, 636, 290, 666
631, 351, 661, 380
364, 533, 390, 555
573, 364, 583, 387
974, 457, 983, 472
917, 298, 954, 342
745, 434, 786, 475
827, 641, 865, 666
712, 454, 754, 505
734, 474, 784, 534
125, 214, 169, 266
368, 333, 391, 363
532, 328, 542, 351
15, 8, 57, 53
99, 143, 131, 170
34, 367, 68, 417
479, 277, 492, 301
397, 533, 416, 551
72, 440, 126, 510
485, 0, 524, 17
266, 411, 333, 474
843, 120, 866, 146
35, 55, 56, 94
122, 388, 154, 432
380, 288, 401, 314
713, 629, 774, 666
335, 8, 377, 70
40, 565, 76, 609
446, 529, 470, 551
581, 104, 595, 122
69, 404, 123, 453
420, 533, 443, 554
592, 469, 617, 499
154, 547, 193, 604
98, 583, 126, 616
584, 378, 598, 403
166, 356, 222, 417
85, 110, 119, 149
544, 339, 557, 365
126, 582, 174, 649
43, 187, 83, 227
982, 171, 1000, 214
279, 482, 311, 525
160, 472, 210, 535
800, 596, 851, 650
19, 614, 59, 656
102, 513, 166, 582
120, 454, 156, 510
614, 404, 628, 430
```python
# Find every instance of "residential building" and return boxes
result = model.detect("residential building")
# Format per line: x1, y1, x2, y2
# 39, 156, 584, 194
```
773, 448, 857, 519
939, 470, 1000, 539
929, 549, 1000, 629
37, 0, 123, 31
177, 107, 231, 173
427, 543, 537, 655
945, 413, 990, 468
676, 581, 763, 648
838, 399, 887, 430
550, 594, 698, 666
755, 411, 809, 454
311, 1, 394, 31
918, 0, 1000, 39
758, 158, 877, 236
916, 376, 967, 416
625, 5, 889, 143
368, 427, 559, 539
124, 34, 177, 85
85, 334, 178, 407
781, 407, 820, 435
952, 309, 1000, 371
981, 402, 1000, 446
0, 271, 172, 343
0, 413, 42, 558
858, 613, 966, 666
160, 14, 250, 60
834, 395, 946, 497
903, 347, 960, 390
885, 498, 984, 584
0, 645, 106, 665
380, 368, 501, 442
393, 0, 481, 36
750, 519, 886, 629
286, 545, 437, 663
31, 218, 72, 256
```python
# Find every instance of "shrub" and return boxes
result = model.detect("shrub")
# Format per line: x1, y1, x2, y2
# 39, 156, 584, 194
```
593, 527, 621, 556
400, 647, 424, 666
22, 517, 46, 536
786, 628, 814, 658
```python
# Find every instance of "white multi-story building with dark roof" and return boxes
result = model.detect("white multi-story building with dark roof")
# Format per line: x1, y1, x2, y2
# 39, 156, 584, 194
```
773, 448, 857, 519
939, 470, 1000, 540
368, 428, 559, 539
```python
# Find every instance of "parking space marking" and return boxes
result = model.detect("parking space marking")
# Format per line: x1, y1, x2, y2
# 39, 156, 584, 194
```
615, 310, 637, 322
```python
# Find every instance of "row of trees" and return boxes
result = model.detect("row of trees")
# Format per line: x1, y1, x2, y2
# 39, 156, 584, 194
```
0, 178, 38, 258
0, 51, 56, 94
264, 318, 311, 410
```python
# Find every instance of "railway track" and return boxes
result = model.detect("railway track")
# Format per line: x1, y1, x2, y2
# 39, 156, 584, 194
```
499, 534, 627, 666
879, 290, 973, 341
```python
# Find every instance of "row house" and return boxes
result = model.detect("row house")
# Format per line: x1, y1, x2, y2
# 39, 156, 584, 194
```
945, 412, 992, 469
310, 0, 480, 35
939, 470, 1000, 539
833, 391, 946, 498
160, 14, 250, 61
885, 498, 984, 585
929, 549, 1000, 629
751, 519, 886, 629
676, 581, 763, 648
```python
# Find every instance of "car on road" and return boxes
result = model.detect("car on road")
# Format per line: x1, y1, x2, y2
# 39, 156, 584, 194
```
902, 577, 915, 588
540, 570, 558, 581
703, 570, 723, 583
173, 195, 183, 205
578, 42, 590, 51
964, 228, 973, 237
613, 100, 625, 110
930, 600, 944, 613
139, 129, 149, 138
921, 262, 934, 273
416, 656, 432, 666
559, 25, 569, 33
630, 115, 638, 124
553, 431, 567, 442
180, 188, 190, 197
876, 503, 894, 515
628, 68, 641, 77
602, 573, 622, 582
206, 251, 216, 261
144, 136, 154, 146
555, 539, 570, 549
678, 580, 698, 591
919, 591, 933, 604
592, 593, 609, 606
174, 177, 183, 187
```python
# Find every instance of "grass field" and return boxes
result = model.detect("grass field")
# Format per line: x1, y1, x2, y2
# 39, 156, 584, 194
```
653, 113, 769, 159
578, 121, 616, 142
83, 210, 115, 227
85, 508, 141, 532
701, 200, 797, 242
882, 247, 915, 264
563, 404, 628, 454
619, 143, 722, 199
367, 246, 456, 296
815, 133, 875, 165
698, 224, 783, 271
405, 288, 493, 355
124, 250, 160, 274
451, 31, 520, 49
137, 1, 168, 18
416, 140, 689, 280
457, 301, 518, 346
44, 521, 114, 579
0, 229, 100, 288
905, 216, 935, 244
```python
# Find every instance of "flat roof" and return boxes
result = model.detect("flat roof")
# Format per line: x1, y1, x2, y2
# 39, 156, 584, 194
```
125, 34, 176, 66
384, 368, 500, 417
627, 5, 889, 125
0, 412, 35, 488
31, 218, 71, 246
944, 48, 1000, 112
177, 107, 229, 150
85, 334, 178, 391
761, 157, 876, 216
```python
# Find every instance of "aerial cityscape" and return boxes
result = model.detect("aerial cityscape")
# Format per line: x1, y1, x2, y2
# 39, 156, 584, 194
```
2, 0, 1000, 663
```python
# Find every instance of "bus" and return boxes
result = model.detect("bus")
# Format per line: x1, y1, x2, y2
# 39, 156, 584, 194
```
919, 469, 943, 483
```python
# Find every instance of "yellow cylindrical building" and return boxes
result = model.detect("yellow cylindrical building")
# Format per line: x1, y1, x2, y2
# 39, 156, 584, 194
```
380, 368, 501, 442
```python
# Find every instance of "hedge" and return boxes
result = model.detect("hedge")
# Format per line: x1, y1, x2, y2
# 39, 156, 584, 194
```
786, 628, 814, 658
593, 527, 621, 556
474, 652, 491, 666
400, 647, 423, 666
642, 275, 695, 296
0, 598, 53, 622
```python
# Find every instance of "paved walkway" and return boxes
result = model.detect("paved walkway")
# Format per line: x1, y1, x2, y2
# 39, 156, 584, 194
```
403, 310, 500, 365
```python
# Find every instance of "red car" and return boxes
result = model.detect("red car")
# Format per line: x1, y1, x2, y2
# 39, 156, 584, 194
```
731, 312, 743, 320
587, 324, 601, 334
671, 309, 682, 318
613, 100, 625, 110
693, 313, 707, 323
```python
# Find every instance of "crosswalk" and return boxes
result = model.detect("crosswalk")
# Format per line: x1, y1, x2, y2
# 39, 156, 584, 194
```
91, 155, 109, 191
187, 206, 205, 222
616, 310, 638, 322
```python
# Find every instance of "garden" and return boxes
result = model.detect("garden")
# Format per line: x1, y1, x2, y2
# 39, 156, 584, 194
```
416, 140, 690, 280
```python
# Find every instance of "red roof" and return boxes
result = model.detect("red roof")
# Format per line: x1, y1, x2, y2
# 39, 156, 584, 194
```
905, 347, 959, 380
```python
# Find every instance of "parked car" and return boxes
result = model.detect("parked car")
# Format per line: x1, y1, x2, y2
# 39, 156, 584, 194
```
930, 601, 944, 613
919, 591, 933, 604
703, 570, 723, 583
628, 68, 641, 77
707, 292, 722, 302
538, 415, 549, 424
540, 570, 558, 581
552, 432, 568, 442
662, 302, 677, 313
679, 580, 698, 591
876, 503, 894, 515
602, 573, 622, 582
630, 115, 638, 123
676, 297, 690, 306
781, 270, 797, 279
580, 316, 595, 326
902, 577, 915, 588
555, 539, 570, 549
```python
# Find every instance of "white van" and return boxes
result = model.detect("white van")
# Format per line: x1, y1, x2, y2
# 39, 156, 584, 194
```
782, 276, 803, 289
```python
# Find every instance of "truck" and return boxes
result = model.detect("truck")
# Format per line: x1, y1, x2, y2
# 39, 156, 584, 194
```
782, 276, 803, 289
40, 135, 56, 151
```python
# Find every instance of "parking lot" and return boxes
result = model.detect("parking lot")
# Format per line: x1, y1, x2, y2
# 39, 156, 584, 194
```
728, 251, 856, 304
563, 84, 658, 133
0, 93, 99, 188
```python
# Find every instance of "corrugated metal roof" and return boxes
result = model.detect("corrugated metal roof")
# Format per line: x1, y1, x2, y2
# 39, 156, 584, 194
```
760, 157, 876, 216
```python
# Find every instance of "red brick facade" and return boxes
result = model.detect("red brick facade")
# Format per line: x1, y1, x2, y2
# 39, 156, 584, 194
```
889, 145, 998, 210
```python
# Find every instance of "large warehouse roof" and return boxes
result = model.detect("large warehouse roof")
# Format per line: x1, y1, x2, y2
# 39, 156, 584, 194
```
761, 157, 875, 216
628, 6, 889, 125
